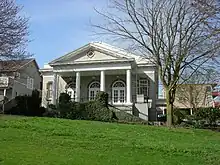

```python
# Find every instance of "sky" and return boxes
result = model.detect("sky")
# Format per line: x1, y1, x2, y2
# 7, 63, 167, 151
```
16, 0, 165, 96
16, 0, 108, 68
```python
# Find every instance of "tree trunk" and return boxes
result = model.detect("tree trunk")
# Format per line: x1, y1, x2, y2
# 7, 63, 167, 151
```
166, 88, 174, 126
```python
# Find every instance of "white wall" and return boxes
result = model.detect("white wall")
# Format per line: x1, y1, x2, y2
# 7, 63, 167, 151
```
41, 74, 53, 107
41, 65, 158, 121
137, 66, 158, 120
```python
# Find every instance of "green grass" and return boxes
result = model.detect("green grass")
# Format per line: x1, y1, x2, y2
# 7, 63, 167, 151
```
0, 115, 220, 165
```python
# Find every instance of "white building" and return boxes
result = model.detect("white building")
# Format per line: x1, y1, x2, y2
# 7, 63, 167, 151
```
40, 42, 158, 120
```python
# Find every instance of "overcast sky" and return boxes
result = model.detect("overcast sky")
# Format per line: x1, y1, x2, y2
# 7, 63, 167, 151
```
16, 0, 108, 67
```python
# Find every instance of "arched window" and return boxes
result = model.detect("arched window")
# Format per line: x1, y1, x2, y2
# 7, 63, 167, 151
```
46, 81, 53, 100
112, 80, 125, 103
89, 81, 100, 100
66, 81, 76, 101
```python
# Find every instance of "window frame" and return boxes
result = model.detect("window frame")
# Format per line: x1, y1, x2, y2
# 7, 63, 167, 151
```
112, 80, 126, 104
46, 81, 53, 100
137, 78, 149, 96
89, 81, 100, 100
27, 76, 34, 89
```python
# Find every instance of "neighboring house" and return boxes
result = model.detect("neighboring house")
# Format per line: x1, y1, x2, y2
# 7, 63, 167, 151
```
0, 59, 42, 103
40, 42, 158, 120
174, 84, 214, 110
156, 84, 214, 115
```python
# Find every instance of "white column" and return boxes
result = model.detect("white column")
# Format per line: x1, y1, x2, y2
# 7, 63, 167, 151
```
3, 89, 7, 97
2, 89, 7, 114
52, 73, 58, 105
100, 70, 105, 91
75, 72, 81, 102
126, 69, 131, 104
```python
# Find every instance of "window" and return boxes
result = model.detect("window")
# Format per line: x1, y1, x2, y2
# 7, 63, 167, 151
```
137, 79, 149, 96
46, 82, 53, 99
27, 77, 34, 89
112, 80, 125, 103
89, 81, 100, 100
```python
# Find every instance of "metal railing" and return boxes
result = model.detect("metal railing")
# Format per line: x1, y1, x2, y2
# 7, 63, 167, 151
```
0, 97, 16, 114
70, 97, 128, 104
68, 95, 151, 104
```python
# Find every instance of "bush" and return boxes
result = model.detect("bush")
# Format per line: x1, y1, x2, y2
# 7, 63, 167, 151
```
95, 91, 108, 108
59, 93, 71, 104
173, 108, 185, 125
55, 92, 115, 122
157, 114, 166, 122
84, 101, 113, 121
194, 107, 220, 127
57, 93, 72, 118
6, 89, 45, 116
43, 104, 59, 118
43, 109, 59, 118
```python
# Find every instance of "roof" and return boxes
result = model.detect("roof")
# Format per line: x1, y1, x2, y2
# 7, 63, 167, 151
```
49, 42, 153, 65
0, 58, 37, 72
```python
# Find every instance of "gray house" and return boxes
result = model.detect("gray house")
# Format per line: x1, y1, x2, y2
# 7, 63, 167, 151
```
0, 59, 42, 104
40, 42, 159, 120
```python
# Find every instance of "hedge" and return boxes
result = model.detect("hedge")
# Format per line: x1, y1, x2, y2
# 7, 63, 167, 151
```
48, 92, 116, 122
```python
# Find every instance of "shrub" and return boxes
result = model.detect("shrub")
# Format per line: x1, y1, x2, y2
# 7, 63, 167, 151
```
173, 109, 185, 125
157, 114, 166, 122
194, 107, 220, 126
6, 89, 45, 116
43, 109, 59, 118
55, 92, 115, 122
57, 93, 72, 118
59, 93, 71, 104
84, 101, 113, 121
47, 104, 57, 110
95, 91, 108, 108
43, 104, 59, 118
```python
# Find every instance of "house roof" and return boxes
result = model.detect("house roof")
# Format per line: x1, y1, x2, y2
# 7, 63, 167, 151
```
49, 42, 153, 66
0, 58, 38, 72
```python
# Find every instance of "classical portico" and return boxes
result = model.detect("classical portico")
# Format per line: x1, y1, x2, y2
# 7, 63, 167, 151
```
52, 65, 132, 105
40, 42, 158, 120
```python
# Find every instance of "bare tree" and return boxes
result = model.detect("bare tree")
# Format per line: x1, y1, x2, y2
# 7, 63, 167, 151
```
0, 0, 30, 61
92, 0, 220, 126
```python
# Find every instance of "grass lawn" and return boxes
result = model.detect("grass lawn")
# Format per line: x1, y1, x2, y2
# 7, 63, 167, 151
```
0, 115, 220, 165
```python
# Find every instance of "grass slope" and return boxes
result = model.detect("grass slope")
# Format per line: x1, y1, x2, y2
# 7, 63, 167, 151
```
0, 115, 220, 165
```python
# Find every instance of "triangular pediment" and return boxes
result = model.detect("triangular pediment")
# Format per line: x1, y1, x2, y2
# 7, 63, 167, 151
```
49, 42, 134, 65
75, 50, 118, 62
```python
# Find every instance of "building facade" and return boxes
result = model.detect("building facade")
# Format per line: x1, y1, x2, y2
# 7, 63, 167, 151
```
174, 84, 214, 110
40, 42, 158, 120
0, 59, 42, 103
